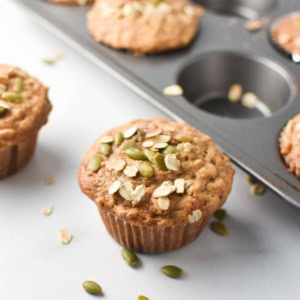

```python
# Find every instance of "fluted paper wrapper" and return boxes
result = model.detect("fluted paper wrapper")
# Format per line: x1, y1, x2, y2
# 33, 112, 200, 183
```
98, 207, 209, 253
0, 132, 38, 179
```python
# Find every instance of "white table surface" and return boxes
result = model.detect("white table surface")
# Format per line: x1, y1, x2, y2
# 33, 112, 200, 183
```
0, 1, 300, 299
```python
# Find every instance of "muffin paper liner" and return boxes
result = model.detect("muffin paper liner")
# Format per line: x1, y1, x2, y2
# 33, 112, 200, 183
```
0, 132, 38, 179
98, 207, 209, 253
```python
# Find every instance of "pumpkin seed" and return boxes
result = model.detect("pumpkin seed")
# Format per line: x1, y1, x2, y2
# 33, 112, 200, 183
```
121, 141, 137, 150
2, 92, 22, 103
214, 209, 227, 221
210, 221, 228, 236
138, 296, 150, 300
161, 265, 183, 278
88, 154, 102, 172
13, 77, 23, 93
138, 161, 154, 178
245, 174, 256, 184
82, 280, 102, 295
175, 135, 193, 143
153, 153, 168, 171
99, 143, 111, 156
250, 183, 265, 195
125, 149, 147, 160
162, 145, 177, 155
144, 149, 156, 162
121, 247, 139, 267
114, 132, 124, 146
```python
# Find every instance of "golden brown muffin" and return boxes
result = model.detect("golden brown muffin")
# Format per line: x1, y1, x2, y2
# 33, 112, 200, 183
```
0, 65, 52, 178
271, 12, 300, 55
279, 114, 300, 178
78, 118, 234, 253
48, 0, 93, 4
87, 0, 205, 55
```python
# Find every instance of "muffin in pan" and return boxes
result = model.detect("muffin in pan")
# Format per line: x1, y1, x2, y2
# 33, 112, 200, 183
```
87, 0, 205, 55
0, 65, 52, 179
279, 113, 300, 178
78, 118, 234, 253
48, 0, 93, 4
270, 12, 300, 59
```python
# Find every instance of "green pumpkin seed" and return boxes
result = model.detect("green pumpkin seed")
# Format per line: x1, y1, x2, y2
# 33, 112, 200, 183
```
88, 154, 102, 172
138, 161, 154, 178
114, 132, 124, 146
125, 149, 147, 160
153, 153, 168, 171
162, 145, 177, 155
144, 149, 156, 162
82, 280, 102, 295
13, 77, 23, 93
99, 143, 111, 156
2, 92, 22, 103
161, 265, 183, 278
214, 209, 227, 221
210, 221, 228, 236
121, 141, 137, 150
122, 247, 139, 267
138, 296, 150, 300
43, 58, 55, 65
175, 135, 193, 143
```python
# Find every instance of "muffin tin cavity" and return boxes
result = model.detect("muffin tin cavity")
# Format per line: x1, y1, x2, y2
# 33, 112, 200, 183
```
178, 52, 294, 119
193, 0, 277, 18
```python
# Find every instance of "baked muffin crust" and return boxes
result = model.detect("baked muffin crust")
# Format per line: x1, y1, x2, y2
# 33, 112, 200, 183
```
279, 113, 300, 178
0, 65, 52, 151
78, 118, 234, 227
87, 0, 204, 54
272, 13, 300, 55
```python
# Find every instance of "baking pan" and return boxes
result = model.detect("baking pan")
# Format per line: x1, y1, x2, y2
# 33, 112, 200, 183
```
13, 0, 300, 207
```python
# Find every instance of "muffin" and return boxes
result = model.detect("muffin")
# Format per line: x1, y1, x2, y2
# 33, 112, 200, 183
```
48, 0, 93, 4
78, 118, 234, 253
0, 65, 52, 179
87, 0, 205, 55
279, 114, 300, 178
271, 12, 300, 55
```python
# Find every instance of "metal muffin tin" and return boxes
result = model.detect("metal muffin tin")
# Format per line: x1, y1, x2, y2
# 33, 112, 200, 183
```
14, 0, 300, 207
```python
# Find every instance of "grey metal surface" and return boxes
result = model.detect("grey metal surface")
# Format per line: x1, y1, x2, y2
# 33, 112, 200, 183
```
13, 0, 300, 206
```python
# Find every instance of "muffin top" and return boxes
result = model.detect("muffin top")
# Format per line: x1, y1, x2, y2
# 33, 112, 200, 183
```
279, 113, 300, 178
87, 0, 204, 54
0, 65, 52, 151
78, 118, 234, 227
272, 13, 300, 55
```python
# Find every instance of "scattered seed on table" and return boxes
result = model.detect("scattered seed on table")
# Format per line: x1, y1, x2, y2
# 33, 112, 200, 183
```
43, 206, 53, 216
44, 176, 55, 185
82, 280, 102, 295
121, 247, 139, 267
161, 265, 184, 278
210, 221, 228, 236
245, 19, 265, 31
214, 208, 227, 221
57, 228, 73, 245
250, 183, 265, 196
138, 296, 150, 300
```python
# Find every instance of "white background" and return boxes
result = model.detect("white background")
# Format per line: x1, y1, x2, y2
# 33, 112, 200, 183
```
0, 1, 300, 299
